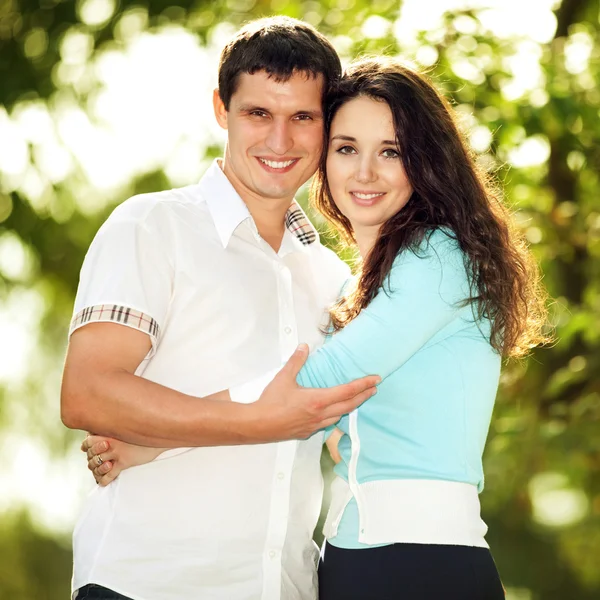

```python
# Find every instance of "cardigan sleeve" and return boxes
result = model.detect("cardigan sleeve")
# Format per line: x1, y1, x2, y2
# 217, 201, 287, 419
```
296, 230, 473, 389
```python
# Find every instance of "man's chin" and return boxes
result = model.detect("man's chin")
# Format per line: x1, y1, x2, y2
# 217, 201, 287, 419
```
254, 183, 300, 202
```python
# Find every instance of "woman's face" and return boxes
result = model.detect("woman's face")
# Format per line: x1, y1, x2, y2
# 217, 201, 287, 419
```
326, 96, 413, 239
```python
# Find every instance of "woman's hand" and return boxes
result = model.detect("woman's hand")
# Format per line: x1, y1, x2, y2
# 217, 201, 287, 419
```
81, 435, 167, 486
326, 428, 343, 464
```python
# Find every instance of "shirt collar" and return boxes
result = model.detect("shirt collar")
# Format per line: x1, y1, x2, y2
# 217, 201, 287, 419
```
200, 160, 252, 248
200, 159, 319, 249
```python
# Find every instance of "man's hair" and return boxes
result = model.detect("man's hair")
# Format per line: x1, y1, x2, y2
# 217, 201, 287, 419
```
218, 16, 341, 110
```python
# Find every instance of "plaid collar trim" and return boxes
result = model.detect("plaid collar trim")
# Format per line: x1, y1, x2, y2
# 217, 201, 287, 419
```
201, 160, 318, 248
285, 202, 318, 246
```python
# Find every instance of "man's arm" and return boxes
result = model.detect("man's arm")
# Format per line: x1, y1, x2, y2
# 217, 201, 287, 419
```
61, 322, 379, 447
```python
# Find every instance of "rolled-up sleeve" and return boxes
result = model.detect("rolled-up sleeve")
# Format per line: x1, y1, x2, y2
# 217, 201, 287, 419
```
70, 198, 174, 355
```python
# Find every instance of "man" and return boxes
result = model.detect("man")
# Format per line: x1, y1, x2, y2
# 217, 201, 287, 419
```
61, 16, 378, 600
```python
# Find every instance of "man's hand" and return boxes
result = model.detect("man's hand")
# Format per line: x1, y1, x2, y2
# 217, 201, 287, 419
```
252, 344, 379, 441
81, 435, 166, 486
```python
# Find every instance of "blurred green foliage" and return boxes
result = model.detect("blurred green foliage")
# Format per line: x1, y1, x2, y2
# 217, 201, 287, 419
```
1, 1, 599, 599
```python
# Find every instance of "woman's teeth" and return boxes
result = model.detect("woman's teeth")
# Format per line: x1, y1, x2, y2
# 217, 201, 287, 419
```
352, 192, 384, 200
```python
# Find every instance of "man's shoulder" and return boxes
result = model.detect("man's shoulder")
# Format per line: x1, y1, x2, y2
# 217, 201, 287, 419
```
312, 241, 350, 272
108, 184, 208, 228
309, 241, 351, 296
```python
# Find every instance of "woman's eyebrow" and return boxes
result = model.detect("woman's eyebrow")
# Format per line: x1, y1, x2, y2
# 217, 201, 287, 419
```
330, 134, 398, 146
330, 134, 356, 142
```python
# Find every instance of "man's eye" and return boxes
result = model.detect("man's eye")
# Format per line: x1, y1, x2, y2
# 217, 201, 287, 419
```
336, 145, 356, 155
294, 114, 313, 121
250, 111, 268, 118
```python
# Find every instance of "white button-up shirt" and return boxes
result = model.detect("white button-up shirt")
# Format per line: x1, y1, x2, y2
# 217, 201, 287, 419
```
69, 160, 349, 600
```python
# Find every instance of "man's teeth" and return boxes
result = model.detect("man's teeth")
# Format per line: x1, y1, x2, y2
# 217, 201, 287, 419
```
353, 192, 384, 200
259, 159, 295, 169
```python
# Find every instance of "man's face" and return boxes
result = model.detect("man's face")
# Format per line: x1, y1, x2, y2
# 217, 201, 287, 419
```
214, 70, 324, 205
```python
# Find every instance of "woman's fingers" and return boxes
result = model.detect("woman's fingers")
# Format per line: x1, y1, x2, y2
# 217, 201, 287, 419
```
82, 436, 111, 461
91, 439, 109, 456
87, 449, 117, 472
81, 435, 120, 485
97, 468, 120, 487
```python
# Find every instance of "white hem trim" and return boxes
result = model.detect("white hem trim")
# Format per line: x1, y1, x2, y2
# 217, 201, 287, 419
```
325, 478, 489, 547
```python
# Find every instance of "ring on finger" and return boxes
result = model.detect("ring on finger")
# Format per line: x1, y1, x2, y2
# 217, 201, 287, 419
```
96, 454, 104, 466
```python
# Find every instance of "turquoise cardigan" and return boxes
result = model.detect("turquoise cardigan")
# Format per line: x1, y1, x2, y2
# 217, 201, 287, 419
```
296, 229, 501, 548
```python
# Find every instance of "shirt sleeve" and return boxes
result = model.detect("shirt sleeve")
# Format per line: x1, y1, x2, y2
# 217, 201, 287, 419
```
229, 368, 281, 404
296, 231, 472, 389
69, 197, 174, 354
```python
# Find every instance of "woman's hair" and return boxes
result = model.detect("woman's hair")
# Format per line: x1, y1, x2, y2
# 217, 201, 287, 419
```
311, 57, 548, 358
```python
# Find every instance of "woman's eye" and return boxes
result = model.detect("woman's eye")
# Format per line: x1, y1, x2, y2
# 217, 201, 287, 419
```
337, 145, 356, 155
382, 148, 400, 159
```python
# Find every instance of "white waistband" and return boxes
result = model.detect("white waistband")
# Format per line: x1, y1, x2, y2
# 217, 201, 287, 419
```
323, 477, 489, 547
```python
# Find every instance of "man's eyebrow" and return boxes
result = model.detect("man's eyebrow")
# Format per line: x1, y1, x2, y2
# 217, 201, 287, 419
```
236, 105, 322, 118
294, 109, 323, 118
330, 134, 398, 145
237, 104, 270, 113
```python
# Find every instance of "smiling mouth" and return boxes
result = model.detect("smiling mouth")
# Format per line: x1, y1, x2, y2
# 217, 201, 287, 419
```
257, 158, 299, 173
350, 191, 386, 206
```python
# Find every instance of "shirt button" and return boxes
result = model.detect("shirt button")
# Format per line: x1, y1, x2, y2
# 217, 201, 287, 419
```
269, 550, 277, 559
277, 472, 285, 480
284, 327, 292, 334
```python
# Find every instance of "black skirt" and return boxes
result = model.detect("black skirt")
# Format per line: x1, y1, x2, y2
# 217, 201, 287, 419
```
319, 541, 505, 600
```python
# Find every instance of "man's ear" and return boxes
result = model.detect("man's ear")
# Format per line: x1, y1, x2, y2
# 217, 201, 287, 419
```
213, 89, 228, 129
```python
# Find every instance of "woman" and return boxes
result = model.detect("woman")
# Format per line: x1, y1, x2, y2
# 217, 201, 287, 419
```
84, 58, 547, 599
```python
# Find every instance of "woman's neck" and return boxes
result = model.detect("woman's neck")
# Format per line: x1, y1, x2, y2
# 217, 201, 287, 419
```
354, 226, 380, 260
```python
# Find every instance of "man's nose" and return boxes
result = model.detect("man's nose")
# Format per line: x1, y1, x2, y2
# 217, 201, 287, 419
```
265, 120, 294, 155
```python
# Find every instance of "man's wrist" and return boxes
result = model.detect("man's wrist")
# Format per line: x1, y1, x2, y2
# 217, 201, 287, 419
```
226, 401, 272, 445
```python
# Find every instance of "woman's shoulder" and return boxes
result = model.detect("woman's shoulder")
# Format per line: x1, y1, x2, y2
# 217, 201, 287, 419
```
388, 228, 470, 298
393, 227, 463, 269
420, 227, 461, 253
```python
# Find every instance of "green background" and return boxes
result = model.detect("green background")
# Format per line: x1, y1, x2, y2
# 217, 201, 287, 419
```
0, 1, 599, 599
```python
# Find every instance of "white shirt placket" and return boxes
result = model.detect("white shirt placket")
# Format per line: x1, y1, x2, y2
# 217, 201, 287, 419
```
260, 257, 300, 600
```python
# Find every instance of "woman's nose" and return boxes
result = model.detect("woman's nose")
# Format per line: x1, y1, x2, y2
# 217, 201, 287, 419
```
355, 157, 376, 183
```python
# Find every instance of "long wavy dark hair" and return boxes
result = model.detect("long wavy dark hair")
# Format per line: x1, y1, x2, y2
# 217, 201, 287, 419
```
311, 57, 548, 358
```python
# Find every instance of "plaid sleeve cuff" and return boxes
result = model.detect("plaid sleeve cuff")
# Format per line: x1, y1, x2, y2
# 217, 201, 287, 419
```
69, 304, 160, 346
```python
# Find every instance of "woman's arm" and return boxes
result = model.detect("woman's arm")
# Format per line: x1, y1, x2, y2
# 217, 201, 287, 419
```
82, 435, 167, 486
297, 232, 472, 389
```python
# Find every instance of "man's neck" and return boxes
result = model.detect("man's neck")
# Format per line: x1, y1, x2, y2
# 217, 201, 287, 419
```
247, 201, 287, 253
219, 158, 291, 253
